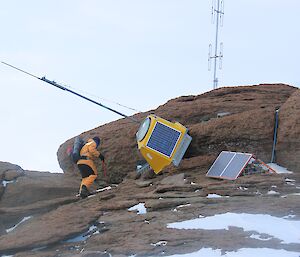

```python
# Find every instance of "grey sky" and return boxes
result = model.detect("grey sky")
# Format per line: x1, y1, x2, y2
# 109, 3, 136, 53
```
1, 0, 299, 172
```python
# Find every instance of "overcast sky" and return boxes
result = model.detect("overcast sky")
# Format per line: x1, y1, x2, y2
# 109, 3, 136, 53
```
1, 0, 299, 172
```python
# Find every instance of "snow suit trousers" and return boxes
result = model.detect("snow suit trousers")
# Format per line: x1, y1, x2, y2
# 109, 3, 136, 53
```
77, 163, 97, 192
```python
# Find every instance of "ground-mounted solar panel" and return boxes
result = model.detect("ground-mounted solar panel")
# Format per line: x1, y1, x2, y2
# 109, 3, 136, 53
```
206, 151, 253, 180
221, 152, 252, 179
206, 151, 235, 177
146, 121, 181, 158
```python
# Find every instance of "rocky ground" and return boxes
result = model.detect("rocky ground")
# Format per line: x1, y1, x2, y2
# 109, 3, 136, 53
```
0, 165, 300, 257
0, 84, 299, 257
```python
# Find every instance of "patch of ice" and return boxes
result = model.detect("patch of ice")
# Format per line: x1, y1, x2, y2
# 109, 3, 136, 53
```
65, 224, 100, 243
163, 248, 300, 257
6, 216, 32, 233
267, 163, 293, 174
32, 246, 47, 251
66, 235, 86, 243
167, 213, 300, 244
128, 203, 147, 215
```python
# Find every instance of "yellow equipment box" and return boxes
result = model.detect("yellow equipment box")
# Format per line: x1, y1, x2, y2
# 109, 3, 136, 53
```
136, 115, 192, 174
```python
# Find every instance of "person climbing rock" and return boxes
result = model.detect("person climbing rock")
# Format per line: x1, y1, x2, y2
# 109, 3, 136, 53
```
77, 136, 105, 198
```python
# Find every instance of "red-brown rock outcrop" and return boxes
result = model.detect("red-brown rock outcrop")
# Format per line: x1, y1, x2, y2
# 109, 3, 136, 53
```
57, 83, 299, 181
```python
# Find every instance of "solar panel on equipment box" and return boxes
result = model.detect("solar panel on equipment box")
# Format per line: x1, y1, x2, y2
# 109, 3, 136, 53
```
146, 122, 181, 158
206, 151, 253, 180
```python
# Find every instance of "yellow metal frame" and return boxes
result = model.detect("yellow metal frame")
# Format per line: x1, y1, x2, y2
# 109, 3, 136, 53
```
137, 115, 189, 174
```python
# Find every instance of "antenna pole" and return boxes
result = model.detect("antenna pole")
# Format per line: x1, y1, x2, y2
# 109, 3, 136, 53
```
213, 0, 220, 90
1, 61, 139, 123
208, 0, 224, 90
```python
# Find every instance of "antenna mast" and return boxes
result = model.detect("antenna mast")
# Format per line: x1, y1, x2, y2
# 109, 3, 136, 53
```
208, 0, 224, 89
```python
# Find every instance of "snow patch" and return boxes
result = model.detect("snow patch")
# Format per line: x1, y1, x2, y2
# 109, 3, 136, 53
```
173, 204, 191, 212
286, 182, 296, 186
6, 216, 32, 233
167, 213, 300, 244
285, 178, 296, 182
128, 203, 147, 215
151, 241, 167, 246
267, 190, 279, 195
267, 163, 293, 174
249, 233, 273, 241
206, 194, 229, 198
1, 180, 15, 187
281, 193, 300, 198
95, 186, 112, 192
164, 248, 300, 257
283, 214, 296, 219
207, 194, 223, 198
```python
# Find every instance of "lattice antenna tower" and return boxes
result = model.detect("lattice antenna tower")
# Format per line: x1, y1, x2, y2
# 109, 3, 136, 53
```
208, 0, 224, 89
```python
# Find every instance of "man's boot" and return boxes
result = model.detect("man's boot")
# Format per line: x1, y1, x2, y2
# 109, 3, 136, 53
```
80, 185, 90, 198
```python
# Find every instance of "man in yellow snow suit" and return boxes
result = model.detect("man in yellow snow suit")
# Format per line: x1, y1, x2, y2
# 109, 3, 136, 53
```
77, 136, 105, 198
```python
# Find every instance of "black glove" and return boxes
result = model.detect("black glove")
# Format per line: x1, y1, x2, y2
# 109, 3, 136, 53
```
99, 153, 105, 162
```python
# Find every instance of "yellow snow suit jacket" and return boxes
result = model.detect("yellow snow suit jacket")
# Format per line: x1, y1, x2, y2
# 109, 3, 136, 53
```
77, 139, 101, 175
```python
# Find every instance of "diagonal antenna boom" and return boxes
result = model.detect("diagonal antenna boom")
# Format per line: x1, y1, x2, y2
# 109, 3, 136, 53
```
1, 61, 139, 123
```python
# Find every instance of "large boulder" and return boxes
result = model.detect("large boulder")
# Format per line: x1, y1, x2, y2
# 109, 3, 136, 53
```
57, 84, 298, 181
0, 169, 78, 235
0, 161, 25, 205
0, 161, 24, 180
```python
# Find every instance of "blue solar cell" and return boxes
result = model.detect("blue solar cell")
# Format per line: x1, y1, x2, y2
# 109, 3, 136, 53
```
221, 153, 252, 179
147, 122, 181, 157
206, 151, 235, 177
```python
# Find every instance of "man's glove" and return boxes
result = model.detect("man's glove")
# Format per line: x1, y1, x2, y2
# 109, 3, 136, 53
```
99, 153, 105, 162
